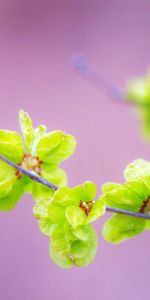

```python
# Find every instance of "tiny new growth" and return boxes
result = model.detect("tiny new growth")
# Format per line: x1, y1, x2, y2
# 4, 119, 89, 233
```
1, 108, 150, 269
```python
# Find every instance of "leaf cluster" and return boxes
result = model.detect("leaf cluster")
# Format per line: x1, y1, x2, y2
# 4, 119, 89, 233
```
1, 111, 150, 268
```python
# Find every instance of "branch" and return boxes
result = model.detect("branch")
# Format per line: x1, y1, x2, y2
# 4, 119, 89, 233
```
105, 206, 150, 219
71, 52, 124, 102
0, 154, 150, 219
0, 155, 59, 191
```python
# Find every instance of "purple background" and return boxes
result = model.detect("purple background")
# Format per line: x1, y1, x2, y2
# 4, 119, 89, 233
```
0, 1, 150, 299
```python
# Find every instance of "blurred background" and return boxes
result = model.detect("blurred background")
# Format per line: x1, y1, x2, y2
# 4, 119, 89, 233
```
0, 1, 150, 299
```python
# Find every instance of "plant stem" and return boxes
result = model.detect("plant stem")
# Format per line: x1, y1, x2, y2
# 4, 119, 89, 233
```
71, 52, 123, 102
0, 155, 59, 191
0, 154, 150, 219
105, 206, 150, 219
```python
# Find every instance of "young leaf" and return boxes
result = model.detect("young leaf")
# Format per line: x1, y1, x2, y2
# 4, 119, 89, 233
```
102, 182, 121, 194
73, 224, 93, 241
71, 240, 89, 258
124, 159, 150, 182
102, 182, 144, 211
0, 180, 24, 211
51, 224, 74, 258
73, 181, 96, 202
37, 131, 77, 164
0, 160, 16, 198
32, 167, 67, 202
31, 124, 47, 156
65, 205, 86, 228
0, 130, 24, 163
73, 226, 97, 267
103, 214, 145, 244
19, 110, 34, 153
49, 243, 73, 269
125, 77, 150, 104
32, 182, 54, 202
53, 186, 79, 207
38, 219, 56, 236
86, 199, 105, 224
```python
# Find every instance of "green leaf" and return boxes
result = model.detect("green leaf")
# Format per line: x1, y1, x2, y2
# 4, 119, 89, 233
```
125, 77, 150, 104
48, 203, 66, 224
0, 160, 16, 198
71, 240, 89, 258
42, 166, 67, 187
38, 219, 57, 236
144, 220, 150, 231
34, 199, 66, 236
53, 187, 79, 207
21, 176, 33, 193
73, 224, 93, 241
32, 165, 67, 202
32, 182, 54, 202
33, 200, 59, 235
0, 179, 24, 211
37, 130, 76, 164
102, 182, 121, 194
19, 110, 34, 153
73, 181, 96, 202
50, 225, 98, 267
0, 130, 24, 163
31, 124, 47, 156
86, 199, 105, 223
124, 159, 150, 182
139, 106, 150, 139
51, 224, 74, 258
103, 214, 145, 244
33, 199, 49, 219
103, 183, 144, 211
49, 243, 73, 269
65, 205, 86, 228
126, 181, 150, 202
73, 226, 97, 267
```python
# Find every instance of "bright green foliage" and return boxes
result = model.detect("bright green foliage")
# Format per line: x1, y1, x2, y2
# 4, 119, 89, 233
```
37, 130, 76, 165
103, 214, 145, 244
102, 159, 150, 243
1, 109, 150, 269
49, 223, 97, 268
125, 72, 150, 139
33, 181, 105, 232
32, 167, 67, 202
34, 181, 105, 232
0, 110, 76, 210
124, 159, 150, 183
19, 110, 35, 153
0, 160, 24, 210
0, 130, 24, 162
33, 181, 104, 268
0, 179, 24, 211
125, 76, 150, 104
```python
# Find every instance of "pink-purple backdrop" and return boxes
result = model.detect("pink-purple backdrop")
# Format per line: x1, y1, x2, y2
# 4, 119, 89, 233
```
0, 1, 150, 299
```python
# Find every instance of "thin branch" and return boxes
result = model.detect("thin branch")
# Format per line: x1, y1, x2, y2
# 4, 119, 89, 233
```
0, 155, 59, 191
0, 154, 150, 219
105, 206, 150, 219
71, 52, 124, 102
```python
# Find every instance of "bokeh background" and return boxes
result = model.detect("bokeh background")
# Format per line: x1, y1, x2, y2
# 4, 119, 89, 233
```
0, 1, 150, 299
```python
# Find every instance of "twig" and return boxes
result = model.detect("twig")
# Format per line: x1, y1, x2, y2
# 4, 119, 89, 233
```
0, 155, 59, 191
0, 154, 150, 219
105, 206, 150, 219
71, 52, 124, 102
